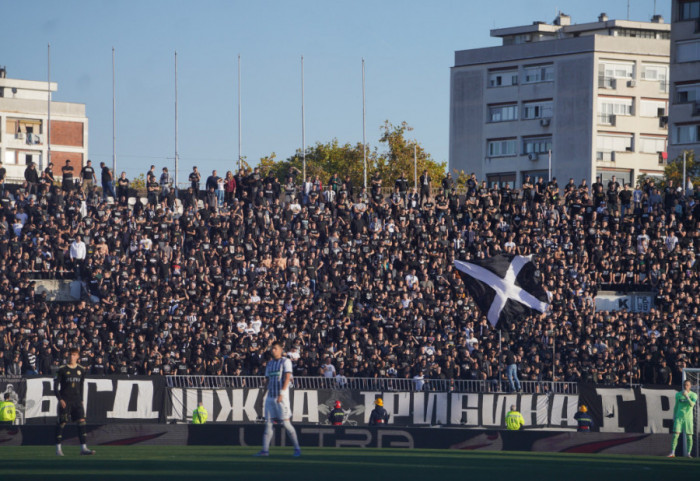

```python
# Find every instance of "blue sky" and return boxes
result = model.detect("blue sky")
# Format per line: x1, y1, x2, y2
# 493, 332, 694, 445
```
1, 0, 670, 183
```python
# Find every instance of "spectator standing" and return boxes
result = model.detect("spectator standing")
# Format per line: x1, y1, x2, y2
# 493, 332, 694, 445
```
100, 162, 115, 200
189, 166, 201, 196
61, 160, 74, 192
419, 170, 431, 204
80, 160, 96, 193
24, 162, 39, 195
70, 235, 86, 278
504, 348, 521, 392
116, 172, 129, 204
160, 167, 172, 203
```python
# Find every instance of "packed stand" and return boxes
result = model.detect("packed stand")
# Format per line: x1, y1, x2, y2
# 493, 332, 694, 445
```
0, 158, 699, 389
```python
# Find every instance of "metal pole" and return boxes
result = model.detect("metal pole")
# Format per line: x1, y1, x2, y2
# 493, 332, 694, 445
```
552, 331, 556, 384
498, 330, 502, 391
112, 47, 116, 175
414, 143, 418, 191
548, 149, 552, 182
47, 44, 51, 167
362, 58, 367, 191
302, 55, 306, 183
174, 51, 178, 189
238, 54, 241, 172
682, 151, 687, 196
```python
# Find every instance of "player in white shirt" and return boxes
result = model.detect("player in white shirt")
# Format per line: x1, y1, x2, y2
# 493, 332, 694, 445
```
255, 341, 301, 457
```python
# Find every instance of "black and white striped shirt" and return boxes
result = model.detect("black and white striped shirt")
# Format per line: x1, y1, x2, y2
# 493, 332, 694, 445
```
265, 357, 293, 398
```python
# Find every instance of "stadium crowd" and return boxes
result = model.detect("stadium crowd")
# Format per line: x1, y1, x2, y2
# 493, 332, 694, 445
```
0, 160, 699, 388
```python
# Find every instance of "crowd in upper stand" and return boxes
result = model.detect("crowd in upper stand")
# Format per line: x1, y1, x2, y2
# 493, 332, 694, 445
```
0, 158, 698, 388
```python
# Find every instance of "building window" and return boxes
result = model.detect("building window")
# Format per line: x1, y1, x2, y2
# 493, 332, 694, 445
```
639, 99, 667, 117
597, 97, 634, 124
487, 139, 517, 157
596, 134, 634, 158
488, 70, 518, 88
522, 100, 553, 119
677, 83, 700, 103
641, 63, 669, 92
487, 172, 516, 189
521, 170, 549, 184
679, 0, 700, 20
672, 124, 700, 144
676, 40, 700, 63
522, 65, 554, 84
488, 104, 518, 122
598, 61, 634, 83
638, 136, 667, 154
615, 29, 658, 39
596, 169, 633, 186
522, 136, 552, 154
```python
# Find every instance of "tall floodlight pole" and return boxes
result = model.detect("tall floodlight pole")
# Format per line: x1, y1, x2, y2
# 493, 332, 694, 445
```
174, 51, 179, 189
238, 54, 242, 171
47, 44, 51, 166
302, 56, 306, 182
362, 58, 367, 191
112, 47, 116, 174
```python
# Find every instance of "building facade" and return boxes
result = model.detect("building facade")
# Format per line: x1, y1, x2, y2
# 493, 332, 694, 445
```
450, 13, 670, 188
0, 68, 88, 181
668, 0, 700, 161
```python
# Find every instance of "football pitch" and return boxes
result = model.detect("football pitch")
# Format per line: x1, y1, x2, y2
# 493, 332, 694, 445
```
1, 446, 697, 480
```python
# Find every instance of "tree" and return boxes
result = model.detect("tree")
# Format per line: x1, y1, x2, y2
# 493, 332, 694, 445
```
375, 121, 446, 189
637, 150, 698, 189
257, 121, 445, 189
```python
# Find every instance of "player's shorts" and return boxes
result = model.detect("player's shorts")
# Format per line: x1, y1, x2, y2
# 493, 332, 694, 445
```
673, 416, 693, 434
264, 395, 291, 422
58, 401, 85, 424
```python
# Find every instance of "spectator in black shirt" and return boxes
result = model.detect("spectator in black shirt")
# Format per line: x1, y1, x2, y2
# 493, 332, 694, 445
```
81, 160, 96, 193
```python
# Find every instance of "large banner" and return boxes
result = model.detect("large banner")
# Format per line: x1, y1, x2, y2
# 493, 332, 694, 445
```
167, 387, 572, 429
167, 385, 679, 432
22, 376, 167, 425
5, 376, 681, 433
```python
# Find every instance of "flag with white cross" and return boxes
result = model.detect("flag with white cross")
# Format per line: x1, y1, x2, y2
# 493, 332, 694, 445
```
454, 255, 549, 328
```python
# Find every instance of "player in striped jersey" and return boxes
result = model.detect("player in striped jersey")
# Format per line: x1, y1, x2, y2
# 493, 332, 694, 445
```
255, 341, 301, 457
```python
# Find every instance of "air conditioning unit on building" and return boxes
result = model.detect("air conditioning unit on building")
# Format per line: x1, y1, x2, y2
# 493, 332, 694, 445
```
527, 152, 539, 161
540, 118, 550, 127
15, 132, 24, 140
627, 80, 636, 87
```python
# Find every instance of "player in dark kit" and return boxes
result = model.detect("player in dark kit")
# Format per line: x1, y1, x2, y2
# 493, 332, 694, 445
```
329, 400, 345, 426
54, 348, 95, 456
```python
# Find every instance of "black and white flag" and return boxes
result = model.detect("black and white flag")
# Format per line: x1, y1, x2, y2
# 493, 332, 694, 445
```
454, 255, 549, 327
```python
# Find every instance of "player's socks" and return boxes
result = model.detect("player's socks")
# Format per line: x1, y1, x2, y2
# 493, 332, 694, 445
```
687, 435, 693, 454
56, 444, 64, 456
262, 421, 273, 452
670, 432, 680, 453
282, 420, 300, 451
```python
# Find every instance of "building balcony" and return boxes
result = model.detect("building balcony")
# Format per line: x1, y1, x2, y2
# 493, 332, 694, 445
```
614, 114, 669, 133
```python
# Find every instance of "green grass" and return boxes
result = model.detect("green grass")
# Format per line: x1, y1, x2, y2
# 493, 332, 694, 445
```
0, 446, 697, 480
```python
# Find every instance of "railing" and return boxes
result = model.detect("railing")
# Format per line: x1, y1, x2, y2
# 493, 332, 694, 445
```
165, 375, 578, 394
